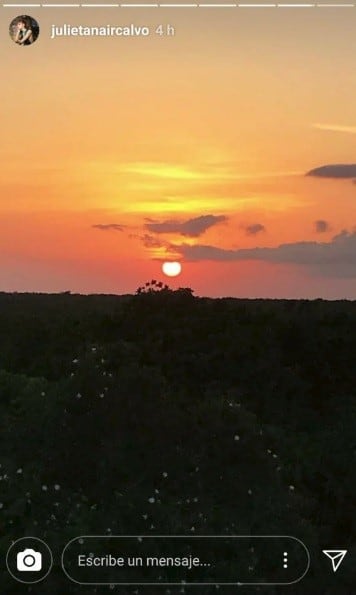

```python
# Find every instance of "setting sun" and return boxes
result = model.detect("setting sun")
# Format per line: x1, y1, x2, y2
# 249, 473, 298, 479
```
162, 261, 182, 277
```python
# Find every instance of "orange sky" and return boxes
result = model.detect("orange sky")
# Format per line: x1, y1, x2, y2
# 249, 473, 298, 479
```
1, 2, 356, 297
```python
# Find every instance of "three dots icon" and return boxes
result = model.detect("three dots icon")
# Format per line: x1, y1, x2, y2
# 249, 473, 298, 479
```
283, 552, 288, 569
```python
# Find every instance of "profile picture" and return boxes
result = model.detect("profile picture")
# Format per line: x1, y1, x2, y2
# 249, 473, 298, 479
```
9, 15, 40, 46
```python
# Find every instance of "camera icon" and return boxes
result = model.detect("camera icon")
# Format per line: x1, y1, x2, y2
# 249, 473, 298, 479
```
16, 549, 42, 572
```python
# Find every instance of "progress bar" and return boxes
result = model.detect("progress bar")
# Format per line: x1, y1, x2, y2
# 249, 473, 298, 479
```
2, 1, 356, 6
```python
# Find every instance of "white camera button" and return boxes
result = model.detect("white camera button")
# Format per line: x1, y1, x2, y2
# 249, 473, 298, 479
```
17, 548, 43, 572
6, 537, 52, 584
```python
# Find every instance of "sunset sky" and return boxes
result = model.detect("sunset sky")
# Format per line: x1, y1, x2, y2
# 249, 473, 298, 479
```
1, 1, 356, 297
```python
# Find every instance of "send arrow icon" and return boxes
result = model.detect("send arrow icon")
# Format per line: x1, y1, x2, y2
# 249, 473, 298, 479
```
322, 550, 347, 572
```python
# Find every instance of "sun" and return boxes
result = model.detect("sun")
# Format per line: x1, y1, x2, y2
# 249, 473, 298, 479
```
162, 261, 182, 277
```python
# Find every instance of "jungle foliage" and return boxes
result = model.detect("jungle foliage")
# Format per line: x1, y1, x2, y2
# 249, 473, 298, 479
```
0, 290, 355, 594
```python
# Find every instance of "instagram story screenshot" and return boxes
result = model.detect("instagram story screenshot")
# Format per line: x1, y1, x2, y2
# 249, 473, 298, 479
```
0, 0, 355, 593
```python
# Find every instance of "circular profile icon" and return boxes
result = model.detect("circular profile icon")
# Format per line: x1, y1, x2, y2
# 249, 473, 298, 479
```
6, 537, 53, 584
9, 15, 40, 46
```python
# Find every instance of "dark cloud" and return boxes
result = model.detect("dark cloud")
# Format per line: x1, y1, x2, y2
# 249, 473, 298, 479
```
314, 220, 330, 233
145, 215, 227, 237
244, 223, 265, 236
129, 233, 169, 249
92, 224, 125, 232
140, 234, 167, 249
174, 230, 356, 277
306, 164, 356, 179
